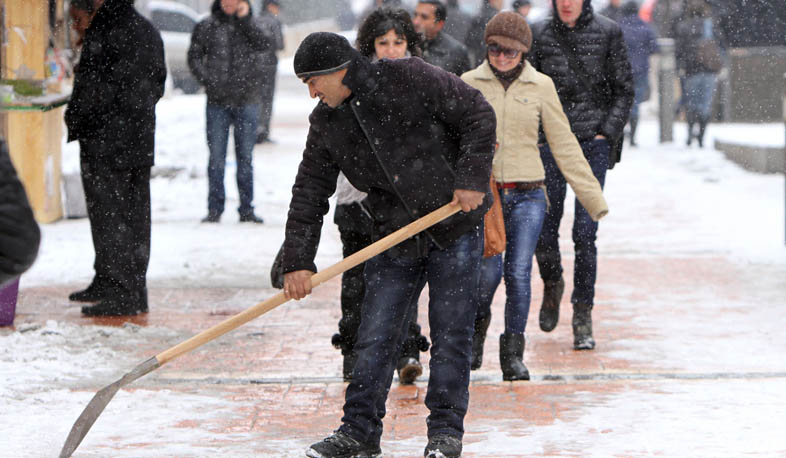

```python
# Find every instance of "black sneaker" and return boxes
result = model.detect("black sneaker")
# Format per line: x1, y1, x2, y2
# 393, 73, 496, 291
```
306, 431, 381, 458
68, 283, 108, 302
81, 297, 148, 317
424, 434, 462, 458
239, 213, 264, 224
201, 213, 220, 223
396, 356, 423, 385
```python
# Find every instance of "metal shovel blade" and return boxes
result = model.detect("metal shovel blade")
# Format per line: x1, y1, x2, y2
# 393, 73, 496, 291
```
59, 357, 159, 458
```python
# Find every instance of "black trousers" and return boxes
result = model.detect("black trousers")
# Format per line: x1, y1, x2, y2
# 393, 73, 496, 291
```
79, 139, 151, 305
256, 65, 277, 140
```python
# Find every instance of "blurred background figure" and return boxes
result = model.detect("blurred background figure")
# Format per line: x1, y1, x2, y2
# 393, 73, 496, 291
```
443, 0, 472, 42
600, 0, 622, 22
412, 0, 471, 76
674, 0, 722, 147
618, 1, 658, 146
255, 0, 285, 144
465, 0, 503, 66
512, 0, 532, 19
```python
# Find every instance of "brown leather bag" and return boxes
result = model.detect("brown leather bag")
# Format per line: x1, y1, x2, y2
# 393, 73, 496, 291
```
483, 177, 506, 258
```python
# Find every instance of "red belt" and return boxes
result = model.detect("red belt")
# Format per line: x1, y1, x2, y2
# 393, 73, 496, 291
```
497, 181, 544, 191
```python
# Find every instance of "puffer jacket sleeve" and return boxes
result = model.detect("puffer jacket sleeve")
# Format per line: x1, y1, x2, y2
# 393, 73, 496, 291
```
540, 77, 608, 221
282, 111, 341, 274
187, 20, 211, 87
0, 139, 40, 286
599, 24, 634, 141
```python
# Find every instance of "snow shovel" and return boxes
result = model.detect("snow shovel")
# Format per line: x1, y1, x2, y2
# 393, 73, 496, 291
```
59, 202, 461, 458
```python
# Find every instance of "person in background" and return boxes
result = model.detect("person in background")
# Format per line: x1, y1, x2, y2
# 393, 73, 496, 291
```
65, 0, 167, 316
465, 0, 503, 66
188, 0, 272, 224
332, 7, 430, 386
412, 0, 472, 76
462, 12, 607, 380
0, 137, 40, 289
287, 31, 494, 458
443, 0, 472, 45
674, 0, 721, 148
600, 0, 623, 22
529, 0, 633, 349
255, 0, 284, 144
513, 0, 532, 19
68, 0, 103, 46
618, 1, 658, 146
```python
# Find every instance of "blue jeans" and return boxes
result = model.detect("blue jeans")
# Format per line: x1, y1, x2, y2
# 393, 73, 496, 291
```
206, 103, 260, 216
536, 139, 608, 306
476, 188, 547, 334
339, 227, 483, 445
684, 72, 717, 121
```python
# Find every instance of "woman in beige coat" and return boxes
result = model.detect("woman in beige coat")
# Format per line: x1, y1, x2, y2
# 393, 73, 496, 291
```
461, 12, 607, 381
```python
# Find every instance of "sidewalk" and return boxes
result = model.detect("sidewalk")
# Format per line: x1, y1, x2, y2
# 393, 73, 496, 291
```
3, 73, 786, 457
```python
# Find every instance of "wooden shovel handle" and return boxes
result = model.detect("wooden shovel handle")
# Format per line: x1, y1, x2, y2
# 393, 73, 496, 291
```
155, 202, 461, 366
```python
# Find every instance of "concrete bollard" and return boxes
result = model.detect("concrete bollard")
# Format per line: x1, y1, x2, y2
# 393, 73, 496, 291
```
658, 38, 676, 143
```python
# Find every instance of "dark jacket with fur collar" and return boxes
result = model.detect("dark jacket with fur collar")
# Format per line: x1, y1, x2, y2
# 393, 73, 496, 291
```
283, 57, 496, 273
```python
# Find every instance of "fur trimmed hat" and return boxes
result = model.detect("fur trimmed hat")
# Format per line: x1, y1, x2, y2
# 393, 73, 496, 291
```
294, 32, 361, 79
484, 11, 533, 53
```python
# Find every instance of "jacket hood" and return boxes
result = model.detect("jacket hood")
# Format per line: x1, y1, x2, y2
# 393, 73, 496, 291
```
551, 0, 594, 30
212, 0, 254, 19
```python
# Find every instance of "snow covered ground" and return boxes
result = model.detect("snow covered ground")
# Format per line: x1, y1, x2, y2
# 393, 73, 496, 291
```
2, 70, 786, 457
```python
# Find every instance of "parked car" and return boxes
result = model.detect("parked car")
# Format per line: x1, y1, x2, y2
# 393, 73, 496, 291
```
142, 0, 204, 93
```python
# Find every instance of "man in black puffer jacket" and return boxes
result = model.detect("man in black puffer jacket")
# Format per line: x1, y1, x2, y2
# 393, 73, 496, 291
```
529, 0, 633, 350
286, 33, 495, 458
413, 0, 472, 76
65, 0, 166, 316
188, 0, 272, 223
0, 138, 40, 288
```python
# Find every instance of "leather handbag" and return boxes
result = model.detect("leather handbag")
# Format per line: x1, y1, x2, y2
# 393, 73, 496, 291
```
483, 177, 506, 258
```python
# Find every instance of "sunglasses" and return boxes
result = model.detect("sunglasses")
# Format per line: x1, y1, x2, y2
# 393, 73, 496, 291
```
488, 44, 520, 59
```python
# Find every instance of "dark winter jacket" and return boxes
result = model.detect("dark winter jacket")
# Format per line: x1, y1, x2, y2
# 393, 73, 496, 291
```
619, 11, 658, 78
0, 138, 40, 287
283, 57, 496, 273
188, 0, 273, 106
258, 10, 284, 67
421, 31, 472, 76
674, 17, 722, 76
465, 3, 501, 66
529, 0, 634, 143
65, 0, 166, 169
443, 4, 472, 50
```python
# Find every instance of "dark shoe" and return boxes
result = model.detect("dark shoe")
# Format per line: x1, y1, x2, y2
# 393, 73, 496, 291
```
201, 213, 220, 223
239, 213, 264, 224
81, 297, 148, 317
499, 332, 530, 381
306, 431, 381, 458
424, 434, 462, 458
397, 356, 423, 385
68, 283, 108, 302
470, 314, 491, 370
572, 303, 596, 350
342, 351, 357, 382
539, 276, 564, 332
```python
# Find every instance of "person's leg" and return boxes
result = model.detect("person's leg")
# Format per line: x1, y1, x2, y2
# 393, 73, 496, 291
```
127, 167, 151, 310
234, 104, 261, 218
424, 226, 483, 441
338, 251, 426, 446
256, 65, 276, 142
470, 254, 501, 370
77, 141, 113, 294
696, 72, 717, 148
205, 104, 231, 219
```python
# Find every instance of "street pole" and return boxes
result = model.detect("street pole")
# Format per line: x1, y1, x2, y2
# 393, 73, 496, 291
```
658, 38, 675, 143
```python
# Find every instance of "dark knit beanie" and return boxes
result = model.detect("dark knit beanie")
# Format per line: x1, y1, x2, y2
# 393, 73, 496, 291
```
484, 11, 532, 53
294, 32, 361, 79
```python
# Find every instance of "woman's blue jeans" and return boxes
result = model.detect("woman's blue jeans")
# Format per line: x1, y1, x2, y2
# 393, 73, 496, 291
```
476, 187, 547, 335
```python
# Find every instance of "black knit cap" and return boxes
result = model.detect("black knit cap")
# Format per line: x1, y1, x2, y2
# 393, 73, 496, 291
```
294, 32, 361, 79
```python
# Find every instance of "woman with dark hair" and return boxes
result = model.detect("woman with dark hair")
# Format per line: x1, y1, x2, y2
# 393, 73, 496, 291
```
330, 6, 428, 386
356, 7, 422, 59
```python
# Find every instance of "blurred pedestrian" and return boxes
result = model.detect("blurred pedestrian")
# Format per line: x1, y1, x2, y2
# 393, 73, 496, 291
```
255, 0, 284, 144
462, 12, 607, 380
412, 0, 472, 76
619, 1, 658, 146
465, 0, 503, 66
600, 0, 623, 22
512, 0, 532, 19
675, 0, 721, 147
529, 0, 633, 349
188, 0, 273, 223
443, 0, 472, 45
287, 31, 495, 458
0, 137, 40, 289
333, 7, 430, 386
65, 0, 166, 316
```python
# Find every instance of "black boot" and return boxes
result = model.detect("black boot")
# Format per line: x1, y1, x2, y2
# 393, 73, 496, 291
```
629, 116, 638, 147
499, 333, 530, 381
539, 276, 564, 332
68, 281, 109, 303
572, 303, 596, 350
697, 118, 708, 148
397, 335, 429, 385
470, 314, 491, 370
